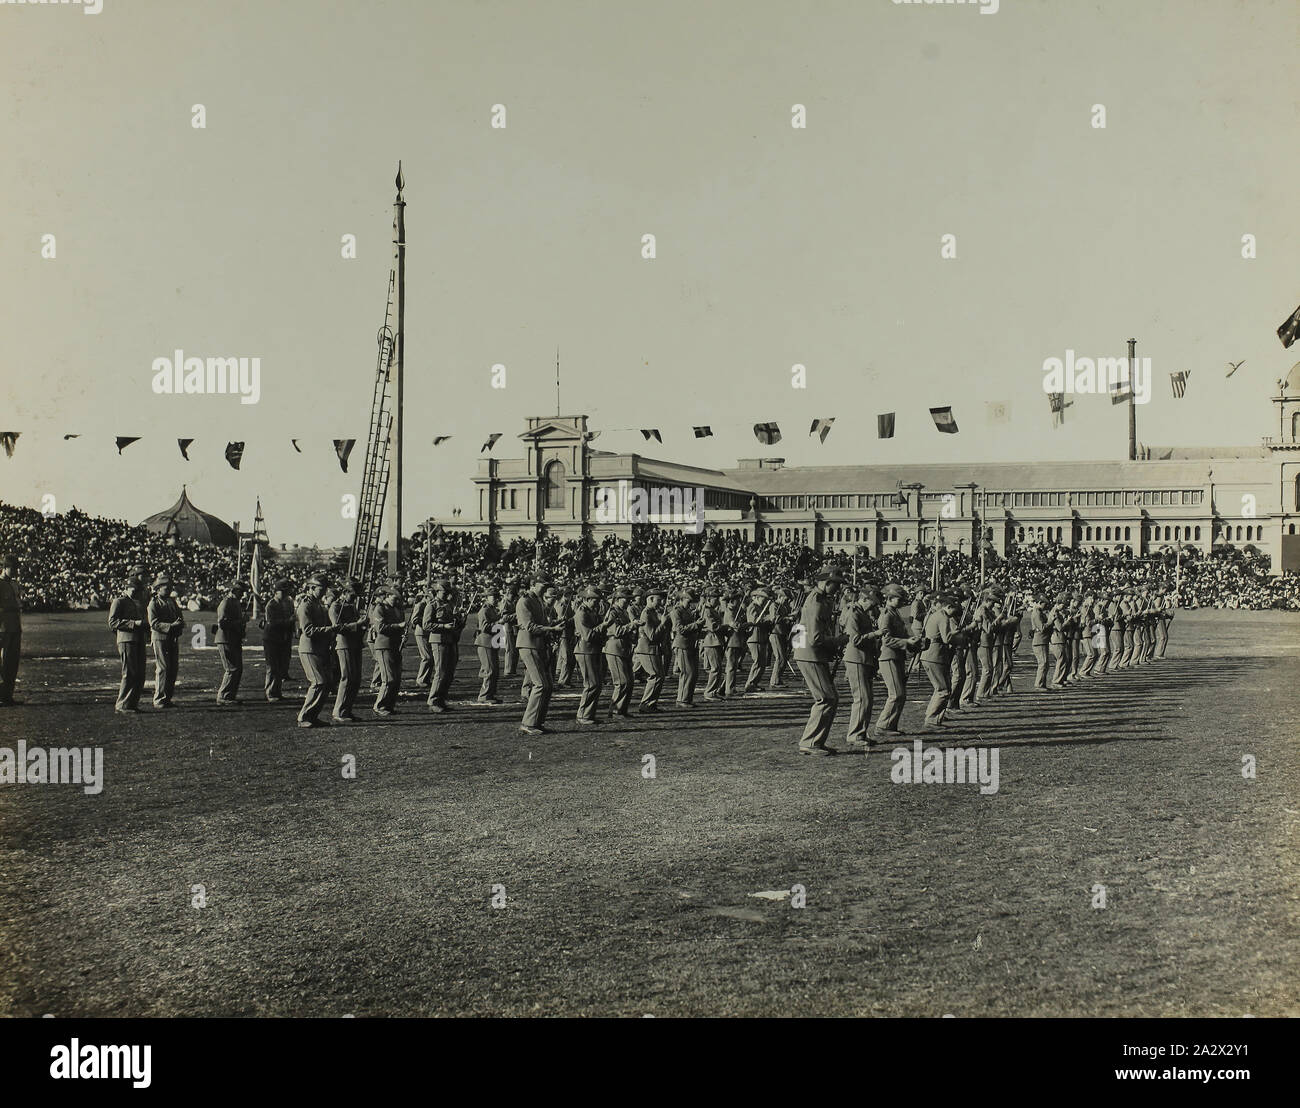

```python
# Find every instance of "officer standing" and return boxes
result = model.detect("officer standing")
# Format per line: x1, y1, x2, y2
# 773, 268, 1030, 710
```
921, 593, 958, 731
108, 566, 151, 713
147, 572, 184, 708
329, 577, 367, 722
841, 583, 883, 748
699, 588, 726, 701
473, 585, 503, 704
633, 586, 668, 713
517, 572, 561, 735
573, 584, 605, 725
742, 586, 774, 694
874, 583, 923, 739
669, 588, 703, 707
501, 580, 521, 679
0, 555, 22, 706
295, 573, 338, 728
369, 582, 406, 716
214, 580, 248, 705
723, 588, 749, 698
601, 586, 636, 719
424, 578, 460, 713
410, 586, 433, 690
768, 586, 792, 688
1028, 592, 1051, 690
260, 578, 296, 702
793, 568, 846, 755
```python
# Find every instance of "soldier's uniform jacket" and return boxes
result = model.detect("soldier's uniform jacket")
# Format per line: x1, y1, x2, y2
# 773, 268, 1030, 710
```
474, 603, 501, 649
295, 595, 334, 655
109, 591, 148, 644
422, 599, 459, 645
328, 596, 366, 651
700, 603, 726, 648
792, 590, 838, 664
501, 596, 520, 637
669, 602, 702, 648
261, 596, 295, 643
214, 594, 246, 645
411, 597, 430, 637
771, 598, 793, 636
0, 578, 22, 632
515, 593, 553, 651
147, 596, 184, 643
877, 607, 915, 662
368, 600, 405, 650
1049, 606, 1076, 645
553, 597, 574, 639
840, 604, 881, 666
1001, 604, 1023, 645
974, 602, 998, 648
1029, 606, 1051, 646
921, 609, 956, 663
723, 602, 749, 648
601, 608, 636, 658
574, 604, 605, 654
634, 608, 666, 656
745, 600, 773, 645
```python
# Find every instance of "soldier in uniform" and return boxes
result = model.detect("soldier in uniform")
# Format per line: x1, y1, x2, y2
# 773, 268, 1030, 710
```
1091, 592, 1112, 676
517, 572, 562, 735
0, 555, 22, 706
768, 586, 792, 688
995, 590, 1021, 695
411, 586, 433, 691
109, 566, 151, 713
1155, 587, 1174, 659
369, 581, 406, 716
920, 593, 958, 730
722, 588, 749, 698
973, 588, 999, 700
147, 572, 184, 708
552, 587, 576, 689
874, 583, 924, 738
329, 577, 368, 722
501, 580, 521, 678
214, 580, 248, 705
742, 586, 774, 694
945, 586, 971, 713
669, 588, 703, 708
572, 584, 605, 724
1048, 591, 1071, 689
295, 573, 337, 728
260, 578, 296, 702
699, 587, 727, 701
424, 578, 460, 713
1028, 591, 1051, 691
841, 583, 883, 748
601, 586, 636, 718
793, 568, 846, 755
1107, 591, 1126, 670
473, 585, 503, 704
1117, 590, 1137, 669
633, 586, 668, 713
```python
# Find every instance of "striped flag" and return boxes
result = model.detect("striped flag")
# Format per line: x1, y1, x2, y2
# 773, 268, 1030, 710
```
1170, 371, 1190, 398
640, 429, 662, 443
753, 422, 781, 445
929, 407, 959, 434
693, 426, 713, 439
809, 417, 835, 443
877, 412, 895, 439
225, 442, 245, 470
481, 433, 502, 453
1278, 302, 1300, 349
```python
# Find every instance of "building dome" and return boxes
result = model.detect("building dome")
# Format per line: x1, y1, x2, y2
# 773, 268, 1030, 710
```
139, 487, 239, 547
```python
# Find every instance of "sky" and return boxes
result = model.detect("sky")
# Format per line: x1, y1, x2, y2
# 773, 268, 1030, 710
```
1, 0, 1297, 547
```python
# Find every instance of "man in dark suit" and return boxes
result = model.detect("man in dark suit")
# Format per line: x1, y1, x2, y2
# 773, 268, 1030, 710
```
109, 565, 151, 713
0, 554, 25, 706
517, 573, 562, 735
147, 572, 184, 708
214, 581, 248, 705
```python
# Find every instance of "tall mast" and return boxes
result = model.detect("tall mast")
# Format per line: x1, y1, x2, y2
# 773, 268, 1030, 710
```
1127, 337, 1138, 462
387, 162, 406, 577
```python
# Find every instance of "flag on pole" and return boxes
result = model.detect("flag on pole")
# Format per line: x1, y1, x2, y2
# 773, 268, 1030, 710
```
877, 413, 895, 439
333, 439, 356, 473
225, 442, 245, 470
1170, 371, 1190, 398
581, 431, 601, 442
640, 429, 662, 443
809, 417, 835, 443
1048, 392, 1073, 427
115, 437, 139, 455
1110, 360, 1134, 404
432, 435, 452, 446
693, 426, 713, 439
1277, 302, 1300, 349
753, 422, 782, 445
0, 432, 17, 458
178, 438, 193, 460
481, 433, 502, 453
929, 406, 959, 434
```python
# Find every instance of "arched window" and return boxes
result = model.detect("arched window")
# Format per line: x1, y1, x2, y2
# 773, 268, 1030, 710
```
1293, 411, 1300, 440
1194, 526, 1201, 540
1245, 525, 1252, 541
1236, 526, 1243, 541
1104, 527, 1112, 541
1174, 526, 1181, 541
544, 460, 565, 510
891, 527, 897, 541
1294, 474, 1300, 511
1017, 527, 1024, 542
854, 527, 860, 542
1290, 525, 1296, 535
1163, 526, 1171, 541
1056, 527, 1063, 543
1124, 527, 1131, 541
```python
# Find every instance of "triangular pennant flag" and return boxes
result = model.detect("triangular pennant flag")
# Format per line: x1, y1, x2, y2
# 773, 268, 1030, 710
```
753, 422, 781, 445
481, 433, 502, 453
0, 432, 18, 458
877, 413, 895, 439
63, 434, 80, 440
809, 418, 835, 444
640, 429, 662, 443
693, 426, 713, 439
432, 436, 452, 446
1277, 302, 1300, 349
115, 437, 140, 455
178, 438, 193, 460
291, 439, 302, 453
334, 438, 356, 473
1170, 371, 1189, 398
225, 442, 245, 470
929, 407, 958, 434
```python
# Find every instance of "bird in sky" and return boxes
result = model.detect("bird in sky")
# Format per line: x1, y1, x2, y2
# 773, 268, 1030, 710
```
1226, 360, 1245, 378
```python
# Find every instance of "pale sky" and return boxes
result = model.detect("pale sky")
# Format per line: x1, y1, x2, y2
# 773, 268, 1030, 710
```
2, 0, 1297, 546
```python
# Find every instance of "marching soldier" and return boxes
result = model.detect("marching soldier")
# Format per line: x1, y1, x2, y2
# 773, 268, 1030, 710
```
841, 583, 883, 748
501, 580, 521, 678
147, 572, 184, 708
423, 578, 460, 713
1155, 587, 1175, 658
1048, 591, 1071, 688
921, 593, 958, 731
260, 578, 296, 702
411, 586, 434, 690
517, 572, 562, 735
1028, 591, 1051, 691
1077, 595, 1098, 679
669, 588, 703, 707
793, 568, 846, 755
946, 586, 971, 712
553, 587, 576, 689
1118, 589, 1137, 669
601, 586, 636, 718
473, 585, 503, 704
295, 573, 337, 728
743, 586, 774, 695
633, 585, 668, 713
369, 581, 406, 716
1107, 591, 1125, 670
0, 554, 22, 706
573, 584, 606, 724
874, 583, 924, 738
329, 577, 368, 722
723, 588, 749, 697
700, 587, 727, 701
768, 586, 792, 688
1092, 592, 1112, 676
214, 580, 249, 705
1067, 593, 1084, 681
974, 588, 1000, 700
995, 591, 1021, 695
108, 566, 151, 713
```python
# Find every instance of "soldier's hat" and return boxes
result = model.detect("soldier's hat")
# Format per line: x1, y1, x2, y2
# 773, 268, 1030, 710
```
613, 587, 632, 600
881, 582, 908, 600
938, 592, 960, 608
644, 585, 667, 599
307, 572, 330, 587
432, 577, 451, 591
752, 586, 772, 600
345, 577, 363, 593
858, 584, 883, 604
1054, 591, 1070, 605
814, 568, 846, 584
580, 584, 604, 600
129, 564, 149, 579
275, 577, 294, 591
1, 554, 17, 569
681, 587, 698, 601
153, 572, 173, 586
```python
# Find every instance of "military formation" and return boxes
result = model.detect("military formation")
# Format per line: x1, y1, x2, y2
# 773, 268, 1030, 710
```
0, 559, 1178, 754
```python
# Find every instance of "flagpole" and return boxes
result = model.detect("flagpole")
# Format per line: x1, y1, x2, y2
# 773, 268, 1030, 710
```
1127, 337, 1138, 461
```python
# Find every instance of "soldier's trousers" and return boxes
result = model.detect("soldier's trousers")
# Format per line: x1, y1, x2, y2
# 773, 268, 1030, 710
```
997, 642, 1015, 692
976, 645, 996, 699
674, 647, 698, 704
796, 659, 838, 750
876, 658, 907, 734
702, 646, 724, 698
1120, 629, 1135, 668
605, 654, 632, 715
503, 641, 519, 677
1050, 643, 1068, 687
477, 645, 500, 700
116, 641, 147, 710
554, 637, 574, 686
0, 630, 19, 702
575, 651, 602, 722
844, 661, 875, 744
298, 651, 330, 724
1079, 637, 1096, 679
1032, 644, 1050, 689
1069, 639, 1082, 679
217, 643, 242, 702
1109, 628, 1125, 666
1094, 643, 1109, 675
634, 652, 663, 708
151, 638, 178, 705
334, 648, 361, 718
518, 647, 553, 729
947, 649, 966, 710
372, 648, 401, 712
1155, 619, 1169, 658
724, 647, 745, 696
428, 642, 457, 706
922, 660, 951, 726
414, 632, 433, 688
743, 642, 767, 694
263, 638, 291, 699
768, 633, 788, 687
961, 645, 978, 705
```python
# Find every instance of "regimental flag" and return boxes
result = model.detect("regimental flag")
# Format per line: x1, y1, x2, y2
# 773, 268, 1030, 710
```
929, 406, 959, 434
1048, 392, 1074, 428
178, 438, 193, 460
0, 432, 17, 458
640, 429, 662, 443
291, 439, 302, 453
753, 422, 781, 445
334, 439, 356, 473
115, 437, 139, 455
1170, 371, 1190, 398
481, 433, 502, 453
432, 436, 452, 446
1278, 302, 1300, 349
809, 417, 835, 444
693, 426, 713, 439
225, 442, 245, 470
877, 412, 895, 439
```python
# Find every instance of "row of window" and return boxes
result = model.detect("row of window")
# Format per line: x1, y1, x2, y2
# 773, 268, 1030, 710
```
763, 489, 1207, 511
